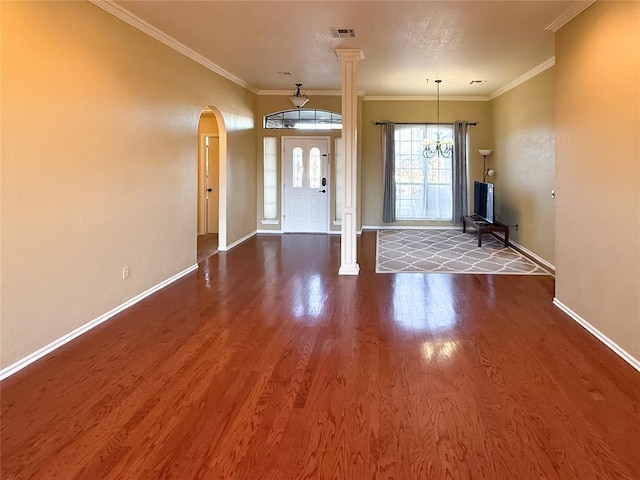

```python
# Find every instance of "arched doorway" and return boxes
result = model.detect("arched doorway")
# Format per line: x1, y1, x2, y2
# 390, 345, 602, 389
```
197, 107, 228, 261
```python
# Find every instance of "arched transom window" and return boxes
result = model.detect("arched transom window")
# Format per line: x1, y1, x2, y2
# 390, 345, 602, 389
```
264, 109, 342, 130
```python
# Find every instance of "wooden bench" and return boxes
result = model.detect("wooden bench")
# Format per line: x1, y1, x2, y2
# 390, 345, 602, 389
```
462, 214, 509, 247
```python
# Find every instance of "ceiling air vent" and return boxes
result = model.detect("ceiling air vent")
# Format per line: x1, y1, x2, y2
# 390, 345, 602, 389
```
330, 28, 358, 39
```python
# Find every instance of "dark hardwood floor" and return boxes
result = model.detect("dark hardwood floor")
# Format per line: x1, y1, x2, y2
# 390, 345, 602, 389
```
2, 232, 639, 479
197, 233, 218, 263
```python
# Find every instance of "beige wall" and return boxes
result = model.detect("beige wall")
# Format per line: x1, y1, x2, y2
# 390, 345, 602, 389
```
1, 2, 257, 368
555, 2, 640, 360
256, 95, 343, 232
491, 68, 556, 264
360, 99, 493, 227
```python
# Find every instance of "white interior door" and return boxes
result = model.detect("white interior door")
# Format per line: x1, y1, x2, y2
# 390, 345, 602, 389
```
283, 137, 329, 233
205, 136, 219, 233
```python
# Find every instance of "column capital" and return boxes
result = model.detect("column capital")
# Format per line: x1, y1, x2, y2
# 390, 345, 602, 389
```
335, 48, 364, 62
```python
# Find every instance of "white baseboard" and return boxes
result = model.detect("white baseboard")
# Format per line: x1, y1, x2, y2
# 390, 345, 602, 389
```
0, 264, 199, 381
553, 298, 640, 373
257, 230, 346, 236
219, 230, 256, 251
493, 233, 555, 273
363, 225, 458, 230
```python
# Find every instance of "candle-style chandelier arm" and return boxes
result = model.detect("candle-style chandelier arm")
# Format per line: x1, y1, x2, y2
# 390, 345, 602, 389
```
422, 132, 453, 159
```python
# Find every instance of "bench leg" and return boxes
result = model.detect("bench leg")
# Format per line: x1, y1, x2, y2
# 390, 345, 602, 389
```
504, 228, 509, 247
478, 232, 482, 247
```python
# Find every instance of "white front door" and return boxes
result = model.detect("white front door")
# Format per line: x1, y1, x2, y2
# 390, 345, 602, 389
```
282, 137, 329, 233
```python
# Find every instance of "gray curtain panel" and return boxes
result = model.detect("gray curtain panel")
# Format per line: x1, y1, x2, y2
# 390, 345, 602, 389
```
452, 121, 469, 225
382, 122, 396, 223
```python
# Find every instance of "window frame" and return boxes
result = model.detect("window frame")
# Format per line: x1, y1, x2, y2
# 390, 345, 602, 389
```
264, 109, 342, 130
394, 124, 454, 221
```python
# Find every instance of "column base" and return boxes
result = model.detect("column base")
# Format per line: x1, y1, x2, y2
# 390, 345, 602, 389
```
338, 263, 360, 276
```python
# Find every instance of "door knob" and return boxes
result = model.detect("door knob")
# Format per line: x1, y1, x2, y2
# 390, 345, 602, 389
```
207, 188, 213, 192
320, 189, 326, 193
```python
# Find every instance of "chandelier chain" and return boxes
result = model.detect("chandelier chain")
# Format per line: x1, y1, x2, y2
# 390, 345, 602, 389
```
423, 79, 453, 159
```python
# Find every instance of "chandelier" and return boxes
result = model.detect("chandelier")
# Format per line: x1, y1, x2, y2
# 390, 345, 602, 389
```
289, 83, 309, 108
423, 79, 453, 158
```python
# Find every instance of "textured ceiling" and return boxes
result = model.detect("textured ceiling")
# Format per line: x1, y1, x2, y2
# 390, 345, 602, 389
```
115, 1, 586, 97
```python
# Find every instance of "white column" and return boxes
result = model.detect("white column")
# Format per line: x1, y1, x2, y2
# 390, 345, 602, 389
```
336, 48, 363, 275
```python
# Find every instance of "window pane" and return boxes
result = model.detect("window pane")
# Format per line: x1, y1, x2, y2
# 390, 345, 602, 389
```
264, 109, 342, 130
309, 147, 321, 189
265, 118, 283, 128
299, 110, 316, 121
394, 124, 453, 220
292, 147, 303, 188
263, 137, 278, 220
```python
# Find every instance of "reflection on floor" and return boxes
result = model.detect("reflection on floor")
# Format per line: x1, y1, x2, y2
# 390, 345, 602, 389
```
197, 233, 218, 263
2, 233, 639, 479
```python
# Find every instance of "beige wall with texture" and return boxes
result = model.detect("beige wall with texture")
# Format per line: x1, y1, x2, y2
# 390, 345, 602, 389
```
555, 1, 640, 361
491, 67, 556, 265
360, 99, 493, 227
1, 1, 256, 369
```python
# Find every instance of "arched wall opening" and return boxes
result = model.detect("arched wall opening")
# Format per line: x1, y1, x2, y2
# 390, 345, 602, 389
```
197, 106, 228, 254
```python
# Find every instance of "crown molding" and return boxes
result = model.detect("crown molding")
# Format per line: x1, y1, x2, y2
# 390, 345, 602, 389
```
260, 92, 488, 101
258, 89, 366, 96
335, 48, 365, 61
488, 57, 555, 100
545, 1, 596, 32
363, 95, 489, 102
89, 0, 259, 94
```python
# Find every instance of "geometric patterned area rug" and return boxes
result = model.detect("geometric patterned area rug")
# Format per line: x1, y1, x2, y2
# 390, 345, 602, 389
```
376, 229, 550, 275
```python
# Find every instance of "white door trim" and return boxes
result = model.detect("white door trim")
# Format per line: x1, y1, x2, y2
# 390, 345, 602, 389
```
281, 136, 331, 233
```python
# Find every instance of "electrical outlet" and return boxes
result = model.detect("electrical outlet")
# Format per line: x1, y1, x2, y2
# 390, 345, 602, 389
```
551, 189, 556, 199
122, 266, 129, 280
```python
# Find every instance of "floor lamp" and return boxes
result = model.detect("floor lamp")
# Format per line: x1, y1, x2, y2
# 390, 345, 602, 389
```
479, 149, 494, 181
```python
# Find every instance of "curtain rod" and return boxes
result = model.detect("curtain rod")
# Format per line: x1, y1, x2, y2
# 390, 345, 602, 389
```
374, 121, 477, 126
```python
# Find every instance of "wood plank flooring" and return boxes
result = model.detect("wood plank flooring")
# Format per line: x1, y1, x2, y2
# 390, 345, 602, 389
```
2, 232, 639, 479
197, 233, 218, 263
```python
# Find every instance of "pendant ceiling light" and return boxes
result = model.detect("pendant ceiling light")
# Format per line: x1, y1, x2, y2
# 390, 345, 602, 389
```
423, 79, 453, 159
289, 83, 309, 108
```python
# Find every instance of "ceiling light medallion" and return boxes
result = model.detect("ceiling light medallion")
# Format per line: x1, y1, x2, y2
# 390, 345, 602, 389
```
289, 83, 309, 108
423, 79, 453, 159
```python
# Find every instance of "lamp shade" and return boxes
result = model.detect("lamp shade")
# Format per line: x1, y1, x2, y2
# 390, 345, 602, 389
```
478, 149, 492, 156
289, 95, 309, 108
